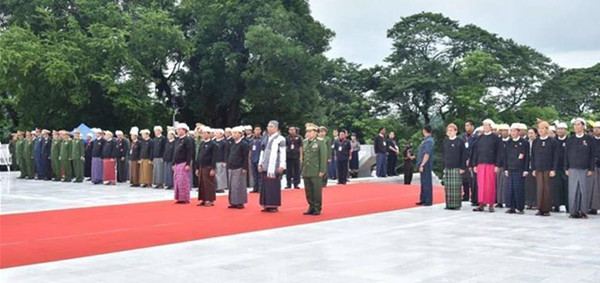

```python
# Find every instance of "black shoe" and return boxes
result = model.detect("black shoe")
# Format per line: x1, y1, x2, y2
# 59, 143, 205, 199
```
216, 189, 225, 193
552, 207, 560, 212
165, 186, 173, 190
294, 187, 300, 190
303, 210, 314, 215
495, 203, 504, 208
516, 210, 525, 214
588, 209, 598, 215
505, 209, 516, 214
311, 211, 321, 215
470, 203, 478, 207
197, 201, 206, 206
250, 190, 259, 194
415, 202, 424, 206
228, 205, 238, 209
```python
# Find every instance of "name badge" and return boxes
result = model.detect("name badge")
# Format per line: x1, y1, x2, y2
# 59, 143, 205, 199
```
252, 145, 256, 151
291, 144, 294, 150
383, 142, 387, 146
338, 146, 342, 151
518, 154, 524, 160
465, 142, 469, 149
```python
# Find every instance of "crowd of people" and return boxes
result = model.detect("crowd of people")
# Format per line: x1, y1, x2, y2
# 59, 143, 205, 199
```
10, 117, 598, 219
7, 121, 368, 215
419, 118, 600, 220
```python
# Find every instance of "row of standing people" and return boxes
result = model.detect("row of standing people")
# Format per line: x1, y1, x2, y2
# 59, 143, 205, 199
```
433, 118, 600, 219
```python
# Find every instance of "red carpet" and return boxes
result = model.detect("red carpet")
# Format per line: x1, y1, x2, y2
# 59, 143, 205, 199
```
0, 183, 444, 268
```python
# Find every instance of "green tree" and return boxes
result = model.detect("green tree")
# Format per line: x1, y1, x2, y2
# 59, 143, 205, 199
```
177, 0, 334, 128
532, 64, 600, 116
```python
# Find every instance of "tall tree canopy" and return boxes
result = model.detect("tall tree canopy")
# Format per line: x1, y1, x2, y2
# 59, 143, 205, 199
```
1, 6, 598, 147
375, 12, 557, 126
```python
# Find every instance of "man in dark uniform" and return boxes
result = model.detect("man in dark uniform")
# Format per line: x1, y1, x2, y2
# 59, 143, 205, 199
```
462, 120, 479, 204
552, 122, 569, 212
285, 126, 302, 189
50, 130, 62, 181
33, 128, 43, 179
250, 125, 263, 193
115, 130, 130, 183
40, 130, 52, 180
334, 129, 352, 185
416, 125, 434, 206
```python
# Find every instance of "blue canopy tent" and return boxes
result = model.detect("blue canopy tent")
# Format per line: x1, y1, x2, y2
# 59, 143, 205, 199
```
71, 123, 93, 142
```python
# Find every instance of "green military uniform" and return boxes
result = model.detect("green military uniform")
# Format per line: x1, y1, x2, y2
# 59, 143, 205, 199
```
15, 138, 25, 177
318, 136, 332, 187
51, 138, 62, 181
8, 138, 16, 170
302, 136, 328, 214
59, 139, 73, 181
23, 139, 35, 178
71, 138, 85, 182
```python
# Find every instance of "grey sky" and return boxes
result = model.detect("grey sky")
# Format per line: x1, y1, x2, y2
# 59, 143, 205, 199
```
309, 0, 600, 69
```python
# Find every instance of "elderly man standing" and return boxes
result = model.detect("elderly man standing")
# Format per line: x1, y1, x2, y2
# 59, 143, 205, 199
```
196, 127, 217, 206
588, 121, 600, 215
442, 123, 466, 210
227, 126, 250, 209
152, 126, 167, 189
90, 128, 105, 184
472, 119, 503, 212
173, 123, 194, 204
139, 129, 154, 188
129, 127, 141, 187
552, 122, 569, 212
565, 118, 595, 219
213, 129, 229, 193
531, 121, 559, 216
115, 130, 130, 183
101, 131, 118, 185
259, 120, 287, 212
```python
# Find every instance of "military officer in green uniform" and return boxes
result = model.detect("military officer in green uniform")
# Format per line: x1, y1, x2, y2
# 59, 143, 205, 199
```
71, 129, 85, 182
14, 131, 25, 178
59, 130, 73, 182
50, 130, 62, 181
23, 131, 35, 179
302, 123, 329, 216
317, 126, 332, 187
